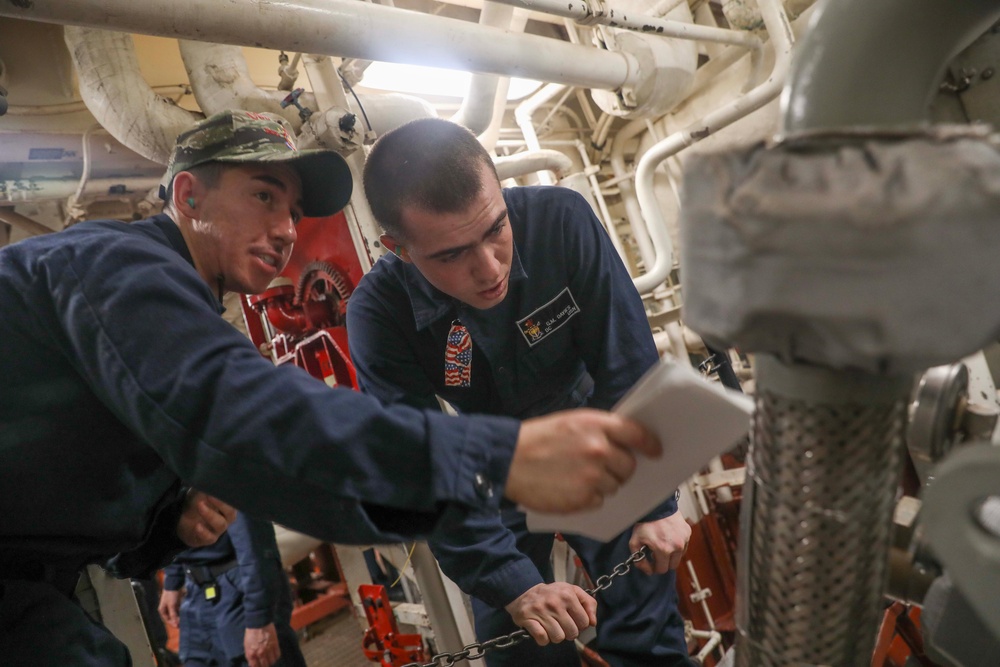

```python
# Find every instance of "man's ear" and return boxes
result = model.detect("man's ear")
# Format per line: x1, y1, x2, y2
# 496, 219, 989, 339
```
380, 234, 410, 262
172, 171, 199, 218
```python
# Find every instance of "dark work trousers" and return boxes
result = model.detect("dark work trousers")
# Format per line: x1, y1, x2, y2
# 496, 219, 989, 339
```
471, 511, 693, 667
0, 578, 132, 666
179, 564, 305, 667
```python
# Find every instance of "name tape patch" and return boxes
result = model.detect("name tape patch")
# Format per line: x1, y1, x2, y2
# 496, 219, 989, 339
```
516, 287, 580, 347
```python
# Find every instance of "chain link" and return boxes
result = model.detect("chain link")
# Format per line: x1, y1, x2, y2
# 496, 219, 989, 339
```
398, 546, 648, 667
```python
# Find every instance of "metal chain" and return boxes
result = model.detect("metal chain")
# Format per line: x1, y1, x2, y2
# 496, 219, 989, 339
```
398, 546, 648, 667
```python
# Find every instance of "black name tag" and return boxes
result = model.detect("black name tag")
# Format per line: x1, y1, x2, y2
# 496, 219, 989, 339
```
516, 287, 580, 347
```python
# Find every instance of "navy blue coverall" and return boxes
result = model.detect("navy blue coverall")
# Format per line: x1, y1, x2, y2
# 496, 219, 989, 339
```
163, 513, 305, 667
0, 214, 520, 666
347, 186, 690, 667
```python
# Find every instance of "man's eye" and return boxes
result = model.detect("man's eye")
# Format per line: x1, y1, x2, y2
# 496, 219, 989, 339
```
256, 191, 272, 203
292, 212, 303, 225
440, 251, 462, 263
490, 222, 506, 236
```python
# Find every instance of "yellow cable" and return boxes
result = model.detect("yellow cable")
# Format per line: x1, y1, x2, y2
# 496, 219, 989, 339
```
390, 542, 417, 588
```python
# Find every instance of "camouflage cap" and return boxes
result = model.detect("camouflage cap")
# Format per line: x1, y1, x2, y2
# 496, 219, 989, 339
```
160, 109, 352, 218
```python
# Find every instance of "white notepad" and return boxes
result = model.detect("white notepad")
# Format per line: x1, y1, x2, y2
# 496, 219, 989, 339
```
524, 358, 754, 541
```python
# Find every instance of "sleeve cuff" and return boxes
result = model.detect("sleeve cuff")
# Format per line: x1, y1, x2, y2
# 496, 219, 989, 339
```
638, 489, 680, 524
427, 412, 520, 510
474, 557, 545, 610
243, 609, 273, 629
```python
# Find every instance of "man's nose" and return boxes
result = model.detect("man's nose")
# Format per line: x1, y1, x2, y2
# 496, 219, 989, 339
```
472, 245, 501, 282
271, 211, 298, 244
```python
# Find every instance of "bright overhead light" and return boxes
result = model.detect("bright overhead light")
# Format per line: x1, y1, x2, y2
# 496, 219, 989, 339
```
360, 62, 542, 101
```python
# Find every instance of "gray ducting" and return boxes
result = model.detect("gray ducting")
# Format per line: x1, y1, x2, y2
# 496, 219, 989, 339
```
64, 27, 200, 165
729, 0, 1000, 665
782, 0, 1000, 132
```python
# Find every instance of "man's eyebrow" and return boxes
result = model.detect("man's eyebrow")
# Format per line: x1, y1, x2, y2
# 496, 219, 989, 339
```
251, 174, 288, 191
427, 210, 508, 260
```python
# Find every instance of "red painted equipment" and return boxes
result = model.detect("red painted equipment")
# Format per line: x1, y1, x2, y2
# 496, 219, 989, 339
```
241, 211, 364, 389
359, 584, 427, 666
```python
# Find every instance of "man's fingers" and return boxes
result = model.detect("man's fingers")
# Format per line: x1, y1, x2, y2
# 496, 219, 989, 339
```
208, 497, 237, 524
539, 616, 568, 644
601, 414, 661, 459
600, 443, 637, 485
521, 619, 549, 646
197, 495, 235, 531
569, 592, 597, 631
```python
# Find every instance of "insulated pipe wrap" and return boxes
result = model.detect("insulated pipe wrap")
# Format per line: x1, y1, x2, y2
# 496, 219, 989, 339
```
64, 27, 199, 165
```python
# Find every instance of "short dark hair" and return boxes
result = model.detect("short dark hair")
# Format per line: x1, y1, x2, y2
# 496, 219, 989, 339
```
162, 162, 226, 210
363, 118, 499, 240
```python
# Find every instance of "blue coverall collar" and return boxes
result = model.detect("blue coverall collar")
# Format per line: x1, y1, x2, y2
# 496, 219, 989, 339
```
148, 213, 226, 314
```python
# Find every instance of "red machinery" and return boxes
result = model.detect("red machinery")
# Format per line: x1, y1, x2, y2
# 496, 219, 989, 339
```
359, 584, 428, 666
241, 211, 365, 389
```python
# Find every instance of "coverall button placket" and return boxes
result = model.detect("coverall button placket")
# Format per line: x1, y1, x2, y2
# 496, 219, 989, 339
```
458, 314, 519, 411
473, 472, 495, 500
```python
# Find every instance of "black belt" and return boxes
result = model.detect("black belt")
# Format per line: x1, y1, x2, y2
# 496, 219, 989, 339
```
185, 559, 238, 586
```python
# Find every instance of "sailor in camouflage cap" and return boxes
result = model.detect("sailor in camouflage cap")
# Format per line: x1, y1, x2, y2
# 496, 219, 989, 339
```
161, 109, 352, 217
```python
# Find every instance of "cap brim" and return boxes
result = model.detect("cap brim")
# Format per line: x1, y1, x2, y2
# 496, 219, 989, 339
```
222, 149, 354, 218
288, 150, 354, 218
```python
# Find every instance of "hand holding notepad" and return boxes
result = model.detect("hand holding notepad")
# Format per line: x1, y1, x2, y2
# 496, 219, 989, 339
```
523, 358, 754, 541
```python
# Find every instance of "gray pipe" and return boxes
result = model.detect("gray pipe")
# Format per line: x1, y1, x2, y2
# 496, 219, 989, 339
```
736, 1, 1000, 665
782, 0, 1000, 132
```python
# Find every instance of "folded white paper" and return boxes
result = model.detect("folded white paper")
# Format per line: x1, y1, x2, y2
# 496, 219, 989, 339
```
524, 358, 754, 541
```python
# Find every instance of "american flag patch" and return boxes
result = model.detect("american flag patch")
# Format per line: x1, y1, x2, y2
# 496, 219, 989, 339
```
444, 320, 472, 387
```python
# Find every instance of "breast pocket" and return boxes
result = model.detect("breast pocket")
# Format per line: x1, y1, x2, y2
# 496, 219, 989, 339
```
516, 335, 591, 416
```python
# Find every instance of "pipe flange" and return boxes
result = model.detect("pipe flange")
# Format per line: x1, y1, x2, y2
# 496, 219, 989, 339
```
680, 127, 1000, 374
907, 363, 969, 484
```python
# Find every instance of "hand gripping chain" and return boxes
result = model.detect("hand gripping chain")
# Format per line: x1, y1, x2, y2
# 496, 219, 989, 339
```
399, 546, 649, 667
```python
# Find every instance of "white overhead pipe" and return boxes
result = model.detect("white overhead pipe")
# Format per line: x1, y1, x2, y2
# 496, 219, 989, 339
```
353, 94, 438, 136
63, 26, 200, 165
604, 24, 776, 268
1, 178, 162, 204
300, 55, 379, 271
69, 124, 104, 212
178, 41, 303, 128
568, 139, 626, 265
631, 0, 793, 294
490, 0, 762, 51
277, 52, 302, 92
451, 1, 515, 135
494, 150, 573, 181
10, 0, 640, 93
514, 84, 570, 186
610, 118, 656, 269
